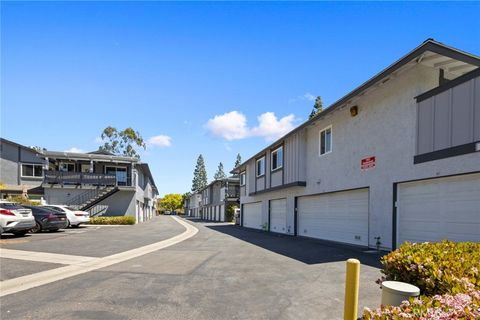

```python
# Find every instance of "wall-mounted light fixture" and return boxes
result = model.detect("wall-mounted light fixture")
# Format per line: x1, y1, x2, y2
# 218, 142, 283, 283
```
350, 106, 358, 117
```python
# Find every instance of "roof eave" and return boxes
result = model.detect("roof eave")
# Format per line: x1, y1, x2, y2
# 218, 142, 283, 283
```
232, 39, 480, 171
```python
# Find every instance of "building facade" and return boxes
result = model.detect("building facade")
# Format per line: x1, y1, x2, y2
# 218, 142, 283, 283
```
0, 138, 44, 199
41, 150, 158, 223
199, 177, 240, 222
187, 177, 240, 222
233, 40, 480, 250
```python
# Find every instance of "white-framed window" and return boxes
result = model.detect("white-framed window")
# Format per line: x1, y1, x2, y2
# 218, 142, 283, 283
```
256, 156, 265, 177
21, 163, 43, 178
271, 146, 283, 171
240, 171, 246, 186
59, 162, 75, 172
319, 126, 332, 156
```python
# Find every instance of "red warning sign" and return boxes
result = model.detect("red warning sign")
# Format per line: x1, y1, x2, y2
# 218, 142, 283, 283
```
361, 156, 376, 171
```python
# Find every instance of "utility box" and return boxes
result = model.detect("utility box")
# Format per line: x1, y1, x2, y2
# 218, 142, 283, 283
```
381, 281, 420, 306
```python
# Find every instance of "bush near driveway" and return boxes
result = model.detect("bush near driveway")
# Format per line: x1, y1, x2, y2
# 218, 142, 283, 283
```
379, 241, 480, 296
363, 241, 480, 319
363, 285, 480, 320
89, 216, 136, 225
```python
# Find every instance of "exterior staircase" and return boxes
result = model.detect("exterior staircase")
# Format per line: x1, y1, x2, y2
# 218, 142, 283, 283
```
65, 186, 120, 213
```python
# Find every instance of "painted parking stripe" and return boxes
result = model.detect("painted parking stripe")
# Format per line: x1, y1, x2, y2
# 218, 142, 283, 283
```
0, 249, 99, 265
0, 216, 198, 297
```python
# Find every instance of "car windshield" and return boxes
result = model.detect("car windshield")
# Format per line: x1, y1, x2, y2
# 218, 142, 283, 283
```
0, 202, 24, 210
65, 207, 78, 211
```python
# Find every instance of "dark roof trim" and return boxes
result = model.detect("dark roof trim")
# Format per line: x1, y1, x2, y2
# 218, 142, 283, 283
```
88, 150, 115, 155
196, 176, 240, 193
0, 138, 43, 155
231, 39, 480, 173
415, 67, 480, 102
248, 181, 306, 196
138, 163, 158, 193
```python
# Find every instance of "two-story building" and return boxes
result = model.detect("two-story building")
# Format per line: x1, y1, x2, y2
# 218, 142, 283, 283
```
198, 177, 240, 222
186, 192, 202, 218
232, 39, 480, 250
40, 149, 158, 223
0, 138, 44, 199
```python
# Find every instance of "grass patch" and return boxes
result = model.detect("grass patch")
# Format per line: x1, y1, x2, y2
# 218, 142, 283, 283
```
89, 216, 136, 225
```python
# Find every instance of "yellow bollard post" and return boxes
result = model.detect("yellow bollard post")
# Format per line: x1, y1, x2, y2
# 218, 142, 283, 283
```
344, 258, 360, 320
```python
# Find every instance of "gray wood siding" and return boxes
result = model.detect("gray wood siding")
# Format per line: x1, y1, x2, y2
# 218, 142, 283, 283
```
256, 176, 265, 191
271, 170, 282, 187
240, 185, 246, 197
417, 75, 480, 154
247, 161, 256, 194
284, 130, 306, 183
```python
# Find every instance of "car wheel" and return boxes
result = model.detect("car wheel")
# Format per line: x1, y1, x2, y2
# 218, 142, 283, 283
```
30, 221, 42, 233
71, 224, 80, 228
12, 230, 28, 237
66, 219, 71, 228
49, 229, 60, 232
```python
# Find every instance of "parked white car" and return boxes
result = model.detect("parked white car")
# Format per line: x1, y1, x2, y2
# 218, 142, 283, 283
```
0, 200, 35, 236
41, 205, 90, 227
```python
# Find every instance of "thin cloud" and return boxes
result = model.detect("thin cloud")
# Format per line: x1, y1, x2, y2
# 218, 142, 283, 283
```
205, 110, 297, 142
205, 111, 249, 140
147, 135, 172, 147
251, 112, 296, 141
289, 92, 316, 103
65, 147, 84, 153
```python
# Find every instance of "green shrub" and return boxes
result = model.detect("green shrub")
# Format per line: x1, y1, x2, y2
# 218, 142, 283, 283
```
380, 241, 480, 295
363, 285, 480, 319
89, 216, 136, 225
225, 204, 237, 222
6, 195, 37, 205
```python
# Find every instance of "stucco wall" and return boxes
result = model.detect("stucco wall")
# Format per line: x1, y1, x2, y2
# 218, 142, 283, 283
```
240, 64, 480, 249
0, 140, 43, 187
44, 188, 136, 217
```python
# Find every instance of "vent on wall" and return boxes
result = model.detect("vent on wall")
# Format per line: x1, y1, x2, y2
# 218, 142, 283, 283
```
354, 235, 361, 240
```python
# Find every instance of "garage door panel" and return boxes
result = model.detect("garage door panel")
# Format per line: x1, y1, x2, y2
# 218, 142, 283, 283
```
243, 202, 262, 230
398, 173, 480, 245
270, 199, 287, 234
298, 189, 369, 246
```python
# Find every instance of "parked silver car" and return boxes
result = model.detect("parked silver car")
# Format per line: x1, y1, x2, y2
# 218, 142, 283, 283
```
0, 200, 35, 236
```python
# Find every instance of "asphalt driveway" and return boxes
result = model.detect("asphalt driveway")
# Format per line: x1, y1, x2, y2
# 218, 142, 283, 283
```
0, 216, 383, 320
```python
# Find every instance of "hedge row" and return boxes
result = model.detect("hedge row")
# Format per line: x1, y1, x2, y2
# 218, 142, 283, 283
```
379, 240, 480, 296
89, 216, 136, 225
363, 285, 480, 319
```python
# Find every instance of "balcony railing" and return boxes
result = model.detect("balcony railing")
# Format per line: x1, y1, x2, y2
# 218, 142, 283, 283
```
44, 171, 117, 186
226, 186, 240, 198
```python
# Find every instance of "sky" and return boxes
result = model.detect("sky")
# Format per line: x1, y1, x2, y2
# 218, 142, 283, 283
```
2, 1, 479, 196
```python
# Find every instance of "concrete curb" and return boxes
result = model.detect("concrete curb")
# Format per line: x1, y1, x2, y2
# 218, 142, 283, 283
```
0, 216, 198, 297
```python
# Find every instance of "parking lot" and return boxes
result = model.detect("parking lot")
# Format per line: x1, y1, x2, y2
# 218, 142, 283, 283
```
1, 216, 383, 320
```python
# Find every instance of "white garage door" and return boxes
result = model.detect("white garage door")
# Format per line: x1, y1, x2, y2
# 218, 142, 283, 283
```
270, 199, 287, 234
220, 205, 225, 222
243, 202, 263, 230
397, 173, 480, 247
298, 189, 369, 246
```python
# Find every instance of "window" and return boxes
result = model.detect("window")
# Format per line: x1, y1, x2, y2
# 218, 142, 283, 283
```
271, 146, 283, 170
319, 126, 332, 155
59, 163, 75, 172
256, 157, 265, 177
105, 166, 128, 186
21, 164, 43, 177
240, 171, 246, 186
